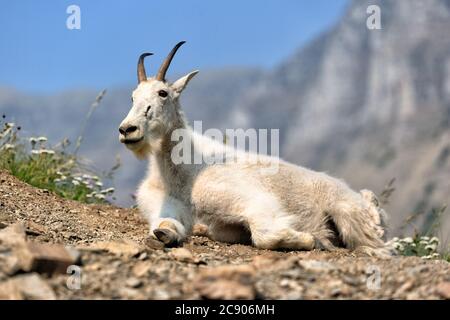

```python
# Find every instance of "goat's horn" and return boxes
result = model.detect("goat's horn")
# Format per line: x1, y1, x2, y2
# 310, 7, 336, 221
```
137, 53, 153, 83
156, 41, 186, 81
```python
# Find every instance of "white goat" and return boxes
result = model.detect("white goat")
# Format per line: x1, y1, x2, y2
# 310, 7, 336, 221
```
119, 42, 388, 256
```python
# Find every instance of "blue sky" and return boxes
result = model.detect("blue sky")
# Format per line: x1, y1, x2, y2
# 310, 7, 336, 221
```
0, 0, 348, 93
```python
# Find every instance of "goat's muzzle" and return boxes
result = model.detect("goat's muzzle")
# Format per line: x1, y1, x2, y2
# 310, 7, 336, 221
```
119, 124, 144, 145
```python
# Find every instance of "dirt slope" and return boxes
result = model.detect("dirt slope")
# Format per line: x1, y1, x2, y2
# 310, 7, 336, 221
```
0, 170, 449, 300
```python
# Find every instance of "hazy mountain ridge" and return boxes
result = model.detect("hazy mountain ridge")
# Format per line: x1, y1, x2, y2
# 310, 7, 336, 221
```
1, 0, 449, 237
225, 0, 450, 235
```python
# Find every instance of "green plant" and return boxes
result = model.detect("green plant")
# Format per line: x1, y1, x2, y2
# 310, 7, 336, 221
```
0, 90, 118, 204
388, 206, 449, 260
387, 235, 441, 259
379, 178, 449, 260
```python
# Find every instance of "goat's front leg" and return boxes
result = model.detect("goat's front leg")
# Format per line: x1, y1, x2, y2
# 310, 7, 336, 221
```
137, 185, 192, 247
151, 217, 187, 247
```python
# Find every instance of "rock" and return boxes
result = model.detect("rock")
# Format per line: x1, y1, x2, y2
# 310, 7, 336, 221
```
65, 246, 81, 263
169, 248, 195, 263
132, 261, 152, 278
153, 289, 171, 299
138, 252, 148, 260
0, 273, 56, 300
298, 260, 336, 273
145, 237, 165, 250
62, 231, 80, 240
251, 253, 280, 269
194, 264, 255, 299
16, 242, 80, 275
0, 223, 79, 275
0, 253, 21, 275
125, 277, 142, 288
25, 221, 48, 236
328, 279, 350, 297
280, 279, 292, 287
395, 280, 415, 297
84, 262, 102, 271
77, 240, 143, 258
436, 282, 450, 299
0, 222, 26, 247
117, 287, 142, 299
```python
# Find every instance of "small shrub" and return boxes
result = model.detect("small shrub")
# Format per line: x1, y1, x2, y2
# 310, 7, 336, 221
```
387, 235, 442, 260
0, 90, 118, 204
380, 179, 448, 261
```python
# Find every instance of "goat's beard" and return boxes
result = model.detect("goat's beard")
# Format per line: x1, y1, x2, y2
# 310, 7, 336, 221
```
128, 137, 165, 160
132, 144, 151, 160
127, 140, 151, 160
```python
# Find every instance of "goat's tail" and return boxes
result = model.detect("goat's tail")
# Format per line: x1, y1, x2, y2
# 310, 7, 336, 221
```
327, 189, 390, 257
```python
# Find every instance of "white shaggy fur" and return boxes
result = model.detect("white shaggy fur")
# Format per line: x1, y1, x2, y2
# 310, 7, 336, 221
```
119, 47, 388, 255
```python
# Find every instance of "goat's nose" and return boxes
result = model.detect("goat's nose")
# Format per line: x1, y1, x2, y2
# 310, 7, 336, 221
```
119, 125, 138, 135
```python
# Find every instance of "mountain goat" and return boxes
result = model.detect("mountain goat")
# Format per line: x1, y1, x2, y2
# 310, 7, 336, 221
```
119, 41, 388, 256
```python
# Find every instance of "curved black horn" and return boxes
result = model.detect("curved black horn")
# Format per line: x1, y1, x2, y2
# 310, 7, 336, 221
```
156, 41, 186, 81
137, 52, 153, 83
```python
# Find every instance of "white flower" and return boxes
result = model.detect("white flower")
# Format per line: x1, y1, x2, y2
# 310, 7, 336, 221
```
74, 176, 83, 181
31, 150, 40, 155
95, 181, 103, 187
38, 136, 48, 142
54, 178, 61, 183
39, 149, 55, 155
430, 237, 439, 244
391, 237, 399, 242
425, 244, 437, 251
393, 243, 404, 251
95, 194, 106, 200
5, 122, 15, 128
72, 180, 80, 186
29, 137, 38, 144
421, 255, 432, 260
431, 253, 440, 258
401, 237, 414, 244
420, 236, 430, 241
3, 144, 15, 150
100, 187, 115, 194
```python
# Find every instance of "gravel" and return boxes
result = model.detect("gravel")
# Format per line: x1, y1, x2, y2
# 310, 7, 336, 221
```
0, 170, 449, 300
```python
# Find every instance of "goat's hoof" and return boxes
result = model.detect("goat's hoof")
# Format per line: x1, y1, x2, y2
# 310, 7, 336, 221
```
192, 223, 209, 236
153, 228, 179, 247
298, 232, 315, 250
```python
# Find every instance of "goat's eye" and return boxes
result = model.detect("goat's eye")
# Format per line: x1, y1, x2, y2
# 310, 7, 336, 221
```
158, 90, 168, 98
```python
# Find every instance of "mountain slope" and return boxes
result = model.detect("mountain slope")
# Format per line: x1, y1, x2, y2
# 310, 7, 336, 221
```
226, 0, 450, 236
1, 0, 449, 238
1, 170, 449, 300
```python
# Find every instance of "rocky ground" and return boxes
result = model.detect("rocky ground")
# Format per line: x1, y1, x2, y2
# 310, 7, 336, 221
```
0, 170, 449, 300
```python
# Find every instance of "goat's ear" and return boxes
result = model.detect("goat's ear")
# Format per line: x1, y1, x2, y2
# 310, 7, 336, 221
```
171, 70, 199, 97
